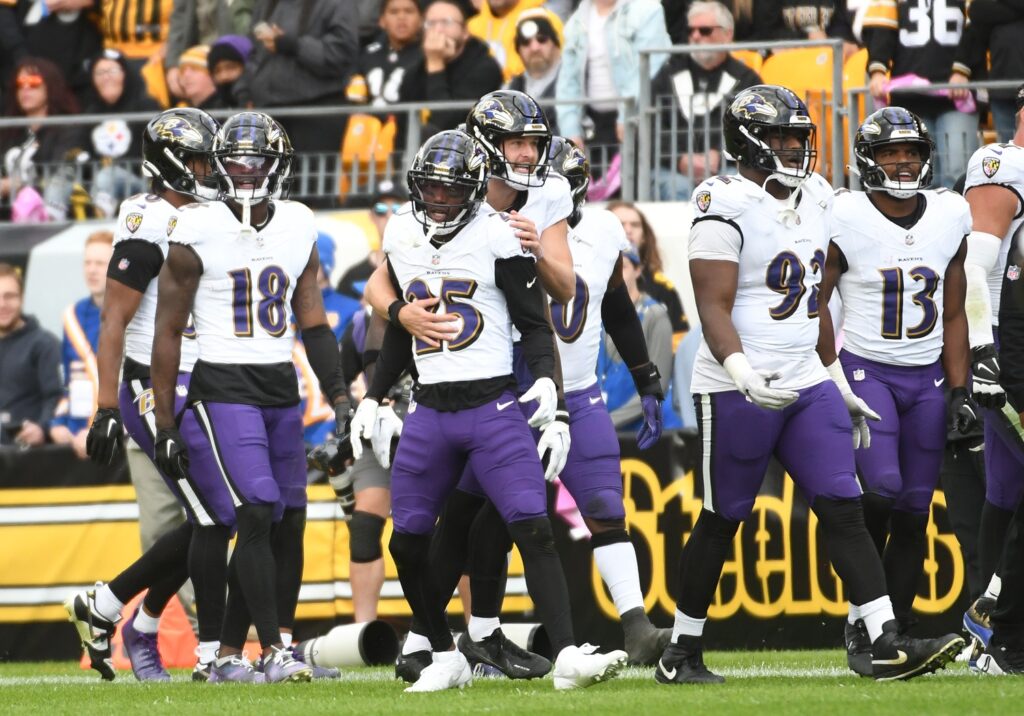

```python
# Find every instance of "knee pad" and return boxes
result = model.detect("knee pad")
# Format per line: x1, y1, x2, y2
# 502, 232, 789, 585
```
349, 511, 386, 563
813, 497, 869, 538
389, 530, 430, 570
589, 526, 630, 549
507, 517, 556, 556
578, 489, 627, 522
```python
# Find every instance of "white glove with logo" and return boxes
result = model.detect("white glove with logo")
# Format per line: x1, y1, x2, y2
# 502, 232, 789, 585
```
519, 376, 557, 427
349, 398, 379, 460
372, 404, 403, 468
537, 414, 571, 481
723, 353, 798, 410
825, 359, 882, 449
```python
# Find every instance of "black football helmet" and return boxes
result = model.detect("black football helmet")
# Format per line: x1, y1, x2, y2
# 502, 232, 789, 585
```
547, 136, 589, 227
854, 107, 934, 198
141, 108, 220, 200
466, 89, 551, 189
407, 130, 489, 239
212, 111, 293, 203
723, 84, 817, 188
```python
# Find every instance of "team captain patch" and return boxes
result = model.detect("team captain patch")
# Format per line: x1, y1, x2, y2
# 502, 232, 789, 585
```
126, 212, 143, 233
696, 191, 712, 213
983, 156, 1000, 178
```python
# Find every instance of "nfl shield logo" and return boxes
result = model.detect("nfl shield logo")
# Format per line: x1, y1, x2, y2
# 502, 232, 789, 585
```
126, 212, 143, 233
1009, 265, 1021, 281
696, 191, 712, 213
983, 157, 1000, 178
431, 254, 441, 266
166, 216, 177, 236
853, 369, 865, 382
118, 258, 130, 271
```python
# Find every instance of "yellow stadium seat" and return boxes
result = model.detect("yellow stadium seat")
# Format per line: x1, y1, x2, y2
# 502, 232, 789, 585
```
760, 47, 834, 98
731, 50, 763, 75
338, 114, 397, 203
140, 56, 170, 109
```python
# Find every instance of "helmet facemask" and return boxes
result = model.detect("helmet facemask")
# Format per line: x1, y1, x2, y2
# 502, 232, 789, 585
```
467, 91, 551, 190
855, 138, 933, 199
741, 121, 817, 189
409, 176, 482, 239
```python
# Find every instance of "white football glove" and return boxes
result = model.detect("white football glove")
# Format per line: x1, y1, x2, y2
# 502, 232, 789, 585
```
723, 353, 798, 410
372, 404, 403, 468
825, 359, 882, 449
537, 417, 571, 481
519, 376, 557, 427
349, 398, 379, 460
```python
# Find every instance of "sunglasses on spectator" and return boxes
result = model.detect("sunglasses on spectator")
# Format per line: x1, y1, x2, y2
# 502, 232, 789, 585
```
16, 74, 44, 90
688, 26, 720, 37
373, 201, 403, 215
517, 34, 553, 48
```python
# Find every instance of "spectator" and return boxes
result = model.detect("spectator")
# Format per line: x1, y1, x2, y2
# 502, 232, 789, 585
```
0, 263, 62, 448
358, 0, 389, 45
777, 0, 854, 44
0, 0, 102, 103
164, 0, 249, 99
863, 0, 981, 187
1, 57, 85, 222
316, 231, 363, 340
650, 1, 761, 200
206, 35, 253, 109
596, 248, 679, 430
338, 178, 408, 299
98, 0, 174, 74
233, 0, 359, 152
556, 0, 671, 150
176, 45, 219, 109
607, 200, 690, 343
958, 0, 1024, 143
665, 0, 786, 43
49, 231, 113, 459
468, 0, 545, 82
346, 0, 424, 108
398, 0, 503, 133
506, 7, 564, 112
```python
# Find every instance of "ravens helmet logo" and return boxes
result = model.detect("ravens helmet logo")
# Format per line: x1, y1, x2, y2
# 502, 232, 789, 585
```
731, 92, 779, 120
153, 117, 204, 146
473, 99, 515, 131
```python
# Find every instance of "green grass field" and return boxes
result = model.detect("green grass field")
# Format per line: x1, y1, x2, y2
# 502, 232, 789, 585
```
2, 651, 1022, 715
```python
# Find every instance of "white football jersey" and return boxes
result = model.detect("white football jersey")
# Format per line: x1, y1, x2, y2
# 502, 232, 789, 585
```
554, 208, 631, 392
486, 173, 573, 233
115, 194, 198, 372
383, 207, 532, 385
690, 173, 834, 393
964, 142, 1024, 324
831, 189, 971, 366
169, 200, 317, 364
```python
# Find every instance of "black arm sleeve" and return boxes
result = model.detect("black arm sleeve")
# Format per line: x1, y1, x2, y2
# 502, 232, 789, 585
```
494, 256, 555, 382
339, 320, 361, 386
302, 324, 347, 405
106, 240, 165, 292
601, 282, 663, 398
366, 321, 413, 402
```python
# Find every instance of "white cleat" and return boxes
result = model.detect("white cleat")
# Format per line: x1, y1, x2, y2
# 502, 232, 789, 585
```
552, 644, 627, 690
404, 649, 473, 692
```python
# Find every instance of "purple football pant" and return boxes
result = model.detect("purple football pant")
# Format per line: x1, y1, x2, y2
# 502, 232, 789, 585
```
118, 373, 229, 526
840, 351, 946, 514
982, 332, 1024, 510
693, 380, 861, 522
557, 383, 625, 521
187, 401, 307, 524
390, 392, 548, 535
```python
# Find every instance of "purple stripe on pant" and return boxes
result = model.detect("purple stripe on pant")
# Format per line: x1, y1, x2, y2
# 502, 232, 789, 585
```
390, 392, 548, 535
694, 380, 860, 522
840, 350, 946, 513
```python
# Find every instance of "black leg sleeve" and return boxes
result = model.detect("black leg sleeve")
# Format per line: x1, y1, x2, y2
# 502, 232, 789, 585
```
992, 502, 1024, 646
220, 557, 253, 650
391, 529, 453, 652
675, 508, 740, 618
860, 491, 895, 558
468, 501, 513, 619
423, 490, 486, 623
272, 507, 306, 632
507, 517, 575, 655
813, 497, 888, 606
939, 443, 987, 599
109, 520, 192, 604
232, 503, 279, 649
980, 500, 1015, 583
189, 524, 231, 644
883, 509, 929, 624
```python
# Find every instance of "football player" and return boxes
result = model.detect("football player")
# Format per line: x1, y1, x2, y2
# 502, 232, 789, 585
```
67, 108, 227, 682
150, 112, 349, 683
655, 85, 964, 685
351, 129, 627, 692
816, 107, 977, 675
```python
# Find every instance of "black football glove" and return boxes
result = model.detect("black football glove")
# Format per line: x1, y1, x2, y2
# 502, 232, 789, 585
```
86, 407, 124, 466
154, 427, 190, 481
972, 344, 1006, 409
333, 398, 353, 437
950, 386, 980, 435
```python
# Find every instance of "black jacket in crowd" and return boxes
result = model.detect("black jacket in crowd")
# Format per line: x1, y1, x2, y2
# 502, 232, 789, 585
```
0, 315, 63, 438
956, 0, 1024, 102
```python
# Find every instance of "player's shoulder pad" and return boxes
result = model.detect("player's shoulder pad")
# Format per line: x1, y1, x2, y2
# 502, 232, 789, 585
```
539, 172, 573, 221
380, 207, 419, 255
486, 209, 533, 261
274, 199, 317, 241
166, 201, 215, 246
116, 195, 176, 245
583, 207, 632, 255
830, 185, 864, 221
801, 173, 835, 205
691, 174, 759, 220
965, 142, 1024, 190
928, 187, 972, 234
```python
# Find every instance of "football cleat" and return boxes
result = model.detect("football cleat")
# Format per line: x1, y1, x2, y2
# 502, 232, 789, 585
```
287, 646, 340, 679
964, 596, 995, 648
457, 629, 551, 679
404, 649, 472, 692
621, 608, 673, 666
844, 619, 872, 677
395, 649, 433, 683
976, 640, 1024, 675
260, 646, 313, 683
653, 635, 725, 685
552, 643, 627, 690
192, 660, 213, 682
209, 654, 264, 683
64, 585, 118, 681
121, 608, 171, 681
871, 626, 964, 681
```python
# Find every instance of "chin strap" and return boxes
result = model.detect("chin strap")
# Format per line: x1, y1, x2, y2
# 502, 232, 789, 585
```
764, 174, 804, 228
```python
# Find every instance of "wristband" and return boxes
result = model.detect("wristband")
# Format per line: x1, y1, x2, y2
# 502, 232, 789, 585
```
387, 299, 405, 328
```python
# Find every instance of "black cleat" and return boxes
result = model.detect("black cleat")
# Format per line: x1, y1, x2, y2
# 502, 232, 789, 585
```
653, 635, 725, 685
457, 629, 551, 679
395, 649, 432, 683
621, 607, 673, 666
976, 640, 1024, 676
64, 588, 117, 681
871, 623, 964, 681
844, 619, 872, 677
963, 596, 995, 647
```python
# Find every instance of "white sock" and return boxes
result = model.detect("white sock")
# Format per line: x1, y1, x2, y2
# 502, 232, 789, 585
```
593, 542, 645, 615
847, 603, 860, 625
671, 609, 706, 641
198, 641, 219, 664
403, 631, 432, 655
858, 595, 895, 643
280, 632, 293, 648
93, 585, 124, 623
433, 648, 460, 664
133, 608, 160, 634
984, 574, 1002, 600
468, 616, 500, 642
